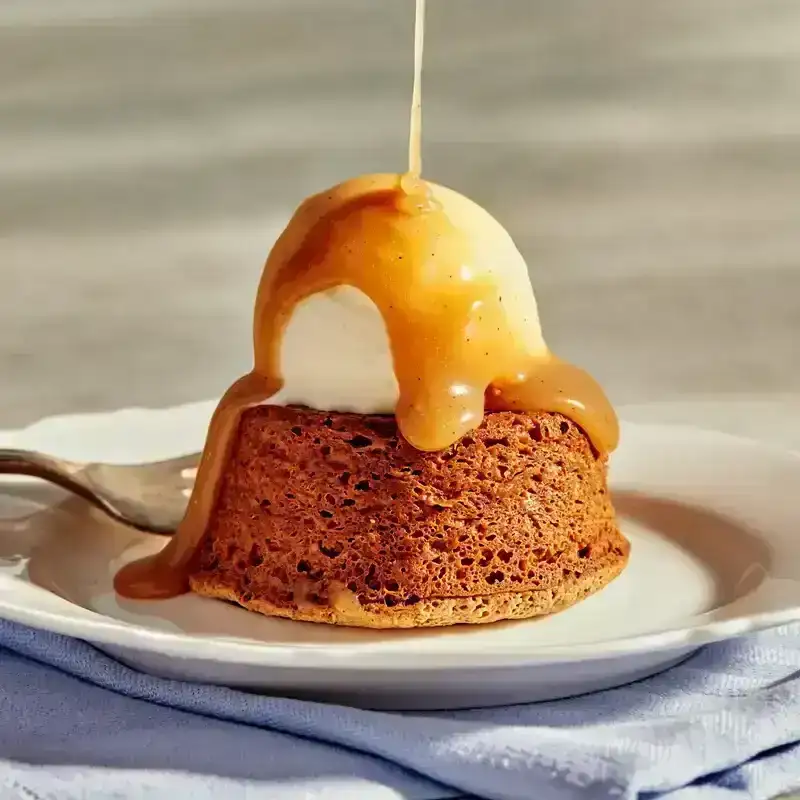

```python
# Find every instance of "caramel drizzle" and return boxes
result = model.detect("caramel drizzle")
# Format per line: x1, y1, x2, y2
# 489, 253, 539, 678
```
408, 0, 425, 178
114, 177, 618, 600
113, 0, 618, 602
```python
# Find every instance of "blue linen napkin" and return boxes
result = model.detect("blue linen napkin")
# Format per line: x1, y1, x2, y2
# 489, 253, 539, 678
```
2, 619, 800, 800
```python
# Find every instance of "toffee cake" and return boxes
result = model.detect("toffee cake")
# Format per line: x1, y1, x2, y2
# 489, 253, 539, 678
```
112, 3, 629, 623
189, 406, 627, 628
113, 174, 629, 626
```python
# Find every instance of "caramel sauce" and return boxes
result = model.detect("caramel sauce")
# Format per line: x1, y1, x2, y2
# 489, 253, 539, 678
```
113, 1, 618, 602
328, 583, 365, 619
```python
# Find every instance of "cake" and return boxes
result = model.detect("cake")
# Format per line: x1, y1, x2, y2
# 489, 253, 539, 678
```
189, 406, 626, 627
111, 0, 628, 626
113, 174, 628, 626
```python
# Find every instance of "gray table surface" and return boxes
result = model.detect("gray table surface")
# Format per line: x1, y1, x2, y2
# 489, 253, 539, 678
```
2, 0, 799, 428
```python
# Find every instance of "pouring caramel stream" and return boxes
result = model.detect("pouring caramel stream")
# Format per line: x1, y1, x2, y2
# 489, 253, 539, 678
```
113, 1, 618, 602
408, 0, 425, 178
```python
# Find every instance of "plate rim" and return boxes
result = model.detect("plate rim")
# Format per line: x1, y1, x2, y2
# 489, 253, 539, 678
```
1, 403, 800, 671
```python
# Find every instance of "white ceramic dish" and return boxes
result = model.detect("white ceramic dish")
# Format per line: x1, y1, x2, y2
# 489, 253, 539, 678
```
1, 402, 799, 710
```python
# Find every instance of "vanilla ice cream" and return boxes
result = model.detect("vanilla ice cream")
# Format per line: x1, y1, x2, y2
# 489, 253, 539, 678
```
272, 285, 399, 413
265, 174, 548, 416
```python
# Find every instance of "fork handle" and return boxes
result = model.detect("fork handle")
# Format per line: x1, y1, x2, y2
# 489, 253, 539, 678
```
0, 448, 95, 504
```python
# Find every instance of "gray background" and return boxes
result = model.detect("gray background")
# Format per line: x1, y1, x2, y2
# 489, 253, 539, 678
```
2, 0, 799, 428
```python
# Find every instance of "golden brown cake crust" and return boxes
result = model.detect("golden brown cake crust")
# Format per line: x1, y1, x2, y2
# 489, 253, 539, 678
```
189, 406, 629, 628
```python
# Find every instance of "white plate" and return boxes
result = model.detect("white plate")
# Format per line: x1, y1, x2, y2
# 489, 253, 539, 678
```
1, 402, 800, 710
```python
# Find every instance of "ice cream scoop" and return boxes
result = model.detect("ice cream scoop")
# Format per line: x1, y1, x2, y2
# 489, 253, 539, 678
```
272, 174, 548, 423
255, 173, 615, 453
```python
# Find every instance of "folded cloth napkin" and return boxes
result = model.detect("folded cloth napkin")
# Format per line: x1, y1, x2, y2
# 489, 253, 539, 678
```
2, 619, 800, 800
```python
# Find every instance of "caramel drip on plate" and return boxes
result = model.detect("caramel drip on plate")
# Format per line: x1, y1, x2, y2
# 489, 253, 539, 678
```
114, 176, 618, 600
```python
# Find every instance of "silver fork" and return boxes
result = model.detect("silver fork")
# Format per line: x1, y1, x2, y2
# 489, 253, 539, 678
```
0, 449, 199, 534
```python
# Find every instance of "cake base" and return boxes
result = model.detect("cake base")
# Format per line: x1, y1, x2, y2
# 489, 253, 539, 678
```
193, 524, 627, 628
189, 406, 629, 628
